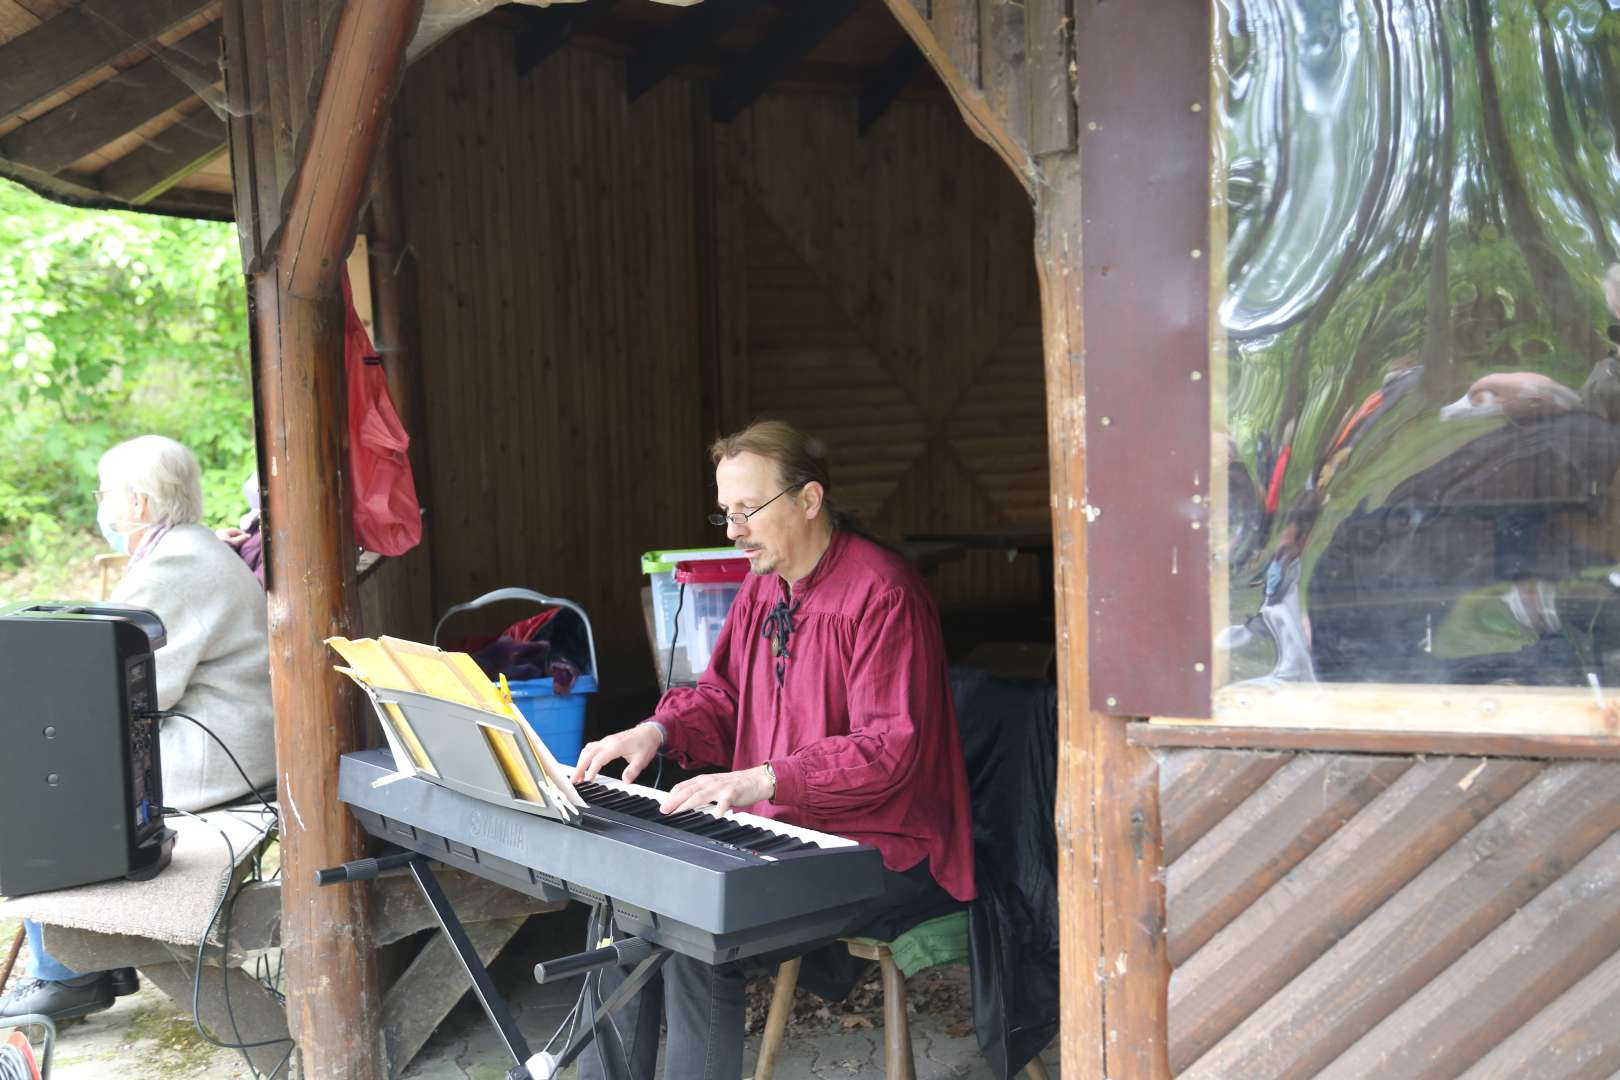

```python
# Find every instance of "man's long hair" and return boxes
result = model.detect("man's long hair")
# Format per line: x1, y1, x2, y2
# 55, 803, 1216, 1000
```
709, 420, 880, 542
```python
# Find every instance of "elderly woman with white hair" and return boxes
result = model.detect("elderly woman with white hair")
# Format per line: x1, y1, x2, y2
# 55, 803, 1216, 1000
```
0, 435, 275, 1024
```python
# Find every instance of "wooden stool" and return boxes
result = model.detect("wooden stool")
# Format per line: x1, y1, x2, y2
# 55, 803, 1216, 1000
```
94, 552, 129, 600
752, 936, 1051, 1080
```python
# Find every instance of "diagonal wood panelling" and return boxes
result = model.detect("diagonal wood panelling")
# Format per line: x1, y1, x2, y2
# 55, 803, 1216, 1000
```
1162, 749, 1620, 1079
744, 195, 932, 525
1461, 947, 1620, 1078
1159, 747, 1288, 863
1320, 830, 1620, 1079
717, 89, 1048, 613
942, 310, 1051, 525
1167, 755, 1411, 966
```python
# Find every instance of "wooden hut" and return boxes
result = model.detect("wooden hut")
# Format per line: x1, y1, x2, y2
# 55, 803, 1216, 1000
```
4, 0, 1618, 1077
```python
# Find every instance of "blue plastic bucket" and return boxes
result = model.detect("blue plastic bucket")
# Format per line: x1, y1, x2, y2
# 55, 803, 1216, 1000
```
507, 673, 596, 767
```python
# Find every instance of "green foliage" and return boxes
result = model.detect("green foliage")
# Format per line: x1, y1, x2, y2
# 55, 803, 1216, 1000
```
0, 179, 252, 581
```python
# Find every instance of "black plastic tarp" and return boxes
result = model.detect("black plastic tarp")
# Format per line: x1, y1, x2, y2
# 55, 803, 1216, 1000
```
953, 668, 1061, 1078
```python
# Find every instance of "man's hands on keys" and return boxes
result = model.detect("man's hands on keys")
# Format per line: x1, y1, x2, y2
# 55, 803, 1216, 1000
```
657, 768, 772, 817
571, 723, 774, 816
572, 723, 662, 787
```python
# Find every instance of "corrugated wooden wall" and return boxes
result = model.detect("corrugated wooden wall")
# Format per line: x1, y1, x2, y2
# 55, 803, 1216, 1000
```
713, 90, 1046, 613
397, 24, 706, 687
394, 21, 1046, 696
1160, 747, 1620, 1078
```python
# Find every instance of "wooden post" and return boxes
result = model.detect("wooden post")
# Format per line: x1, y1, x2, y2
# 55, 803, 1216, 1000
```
255, 271, 380, 1079
278, 0, 424, 300
1096, 717, 1170, 1075
1036, 151, 1172, 1079
1036, 152, 1105, 1080
252, 3, 422, 1077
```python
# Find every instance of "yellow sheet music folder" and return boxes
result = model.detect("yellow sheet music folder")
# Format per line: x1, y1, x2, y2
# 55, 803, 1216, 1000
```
326, 635, 585, 820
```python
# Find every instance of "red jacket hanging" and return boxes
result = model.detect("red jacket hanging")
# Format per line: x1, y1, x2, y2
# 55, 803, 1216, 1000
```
344, 268, 422, 556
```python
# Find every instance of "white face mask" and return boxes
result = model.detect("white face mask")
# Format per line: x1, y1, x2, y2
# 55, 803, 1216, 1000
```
96, 487, 148, 555
97, 497, 131, 554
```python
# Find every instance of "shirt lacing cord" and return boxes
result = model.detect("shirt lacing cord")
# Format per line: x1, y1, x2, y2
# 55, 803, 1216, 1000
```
761, 597, 800, 686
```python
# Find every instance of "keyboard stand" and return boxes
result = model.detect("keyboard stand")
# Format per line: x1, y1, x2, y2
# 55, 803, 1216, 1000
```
540, 946, 671, 1078
316, 848, 672, 1080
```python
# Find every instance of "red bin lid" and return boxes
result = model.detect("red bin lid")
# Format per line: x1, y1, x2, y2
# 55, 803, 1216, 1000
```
675, 558, 749, 583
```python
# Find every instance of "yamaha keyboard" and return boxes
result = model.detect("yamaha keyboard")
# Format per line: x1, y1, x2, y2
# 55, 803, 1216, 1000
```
338, 749, 887, 965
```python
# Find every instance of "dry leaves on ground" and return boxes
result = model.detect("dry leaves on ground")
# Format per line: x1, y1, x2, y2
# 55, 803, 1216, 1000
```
742, 964, 973, 1037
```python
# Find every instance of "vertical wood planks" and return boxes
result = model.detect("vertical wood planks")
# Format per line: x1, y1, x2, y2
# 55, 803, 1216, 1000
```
396, 25, 709, 686
934, 0, 981, 89
222, 0, 283, 268
258, 0, 293, 210
1025, 0, 1074, 157
980, 0, 1028, 153
220, 0, 259, 265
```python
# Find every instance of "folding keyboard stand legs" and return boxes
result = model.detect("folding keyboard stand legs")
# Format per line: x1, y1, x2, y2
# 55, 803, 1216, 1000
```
408, 858, 536, 1078
317, 848, 671, 1080
536, 947, 671, 1078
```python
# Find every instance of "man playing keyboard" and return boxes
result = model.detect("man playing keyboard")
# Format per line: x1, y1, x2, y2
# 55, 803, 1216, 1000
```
572, 419, 975, 1080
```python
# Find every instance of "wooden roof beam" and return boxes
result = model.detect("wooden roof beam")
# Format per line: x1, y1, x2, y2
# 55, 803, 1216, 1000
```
1, 24, 222, 176
0, 158, 235, 219
857, 40, 925, 135
625, 0, 763, 103
277, 0, 421, 298
710, 0, 862, 123
0, 0, 217, 126
513, 0, 620, 79
96, 109, 226, 205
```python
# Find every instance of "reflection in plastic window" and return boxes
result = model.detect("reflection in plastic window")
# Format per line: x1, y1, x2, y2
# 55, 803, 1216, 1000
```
1213, 0, 1620, 702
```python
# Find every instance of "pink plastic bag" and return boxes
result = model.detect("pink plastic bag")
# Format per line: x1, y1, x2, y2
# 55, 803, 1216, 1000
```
345, 269, 422, 556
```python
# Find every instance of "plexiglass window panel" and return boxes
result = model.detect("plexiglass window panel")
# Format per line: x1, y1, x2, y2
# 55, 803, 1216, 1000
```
1215, 0, 1620, 694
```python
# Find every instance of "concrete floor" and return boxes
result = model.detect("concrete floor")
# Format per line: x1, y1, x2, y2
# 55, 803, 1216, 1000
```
399, 961, 1059, 1080
3, 907, 1059, 1079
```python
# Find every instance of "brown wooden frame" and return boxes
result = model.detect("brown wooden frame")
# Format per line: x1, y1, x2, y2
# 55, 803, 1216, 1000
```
1130, 720, 1620, 760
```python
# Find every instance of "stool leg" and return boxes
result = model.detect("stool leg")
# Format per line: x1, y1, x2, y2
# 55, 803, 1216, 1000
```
753, 956, 800, 1080
877, 950, 915, 1080
1023, 1055, 1052, 1080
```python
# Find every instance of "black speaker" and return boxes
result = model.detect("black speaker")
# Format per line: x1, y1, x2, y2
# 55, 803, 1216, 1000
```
0, 601, 177, 897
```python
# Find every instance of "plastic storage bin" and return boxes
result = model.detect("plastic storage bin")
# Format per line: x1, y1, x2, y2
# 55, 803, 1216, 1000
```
506, 672, 596, 765
642, 547, 740, 659
432, 587, 599, 766
674, 558, 749, 675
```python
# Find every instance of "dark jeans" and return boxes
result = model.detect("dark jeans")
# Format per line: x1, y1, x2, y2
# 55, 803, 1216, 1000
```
575, 862, 957, 1080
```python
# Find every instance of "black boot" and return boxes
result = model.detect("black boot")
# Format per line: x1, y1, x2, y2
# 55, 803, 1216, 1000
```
0, 973, 116, 1020
106, 967, 139, 997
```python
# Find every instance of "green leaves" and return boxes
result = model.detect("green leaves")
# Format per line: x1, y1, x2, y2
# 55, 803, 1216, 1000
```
0, 179, 253, 577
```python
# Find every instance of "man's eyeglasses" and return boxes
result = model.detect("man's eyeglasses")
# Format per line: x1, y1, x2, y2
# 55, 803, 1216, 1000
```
708, 486, 800, 527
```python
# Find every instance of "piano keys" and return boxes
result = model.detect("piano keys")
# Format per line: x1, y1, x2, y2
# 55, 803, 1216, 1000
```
338, 749, 886, 964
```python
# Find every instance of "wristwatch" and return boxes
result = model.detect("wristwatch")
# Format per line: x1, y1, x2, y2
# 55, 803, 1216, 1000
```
762, 761, 778, 801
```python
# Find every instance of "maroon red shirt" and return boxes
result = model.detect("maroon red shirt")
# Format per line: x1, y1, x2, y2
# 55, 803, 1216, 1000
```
655, 529, 976, 901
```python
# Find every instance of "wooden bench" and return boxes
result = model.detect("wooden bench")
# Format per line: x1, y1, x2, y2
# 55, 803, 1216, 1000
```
9, 832, 559, 1078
